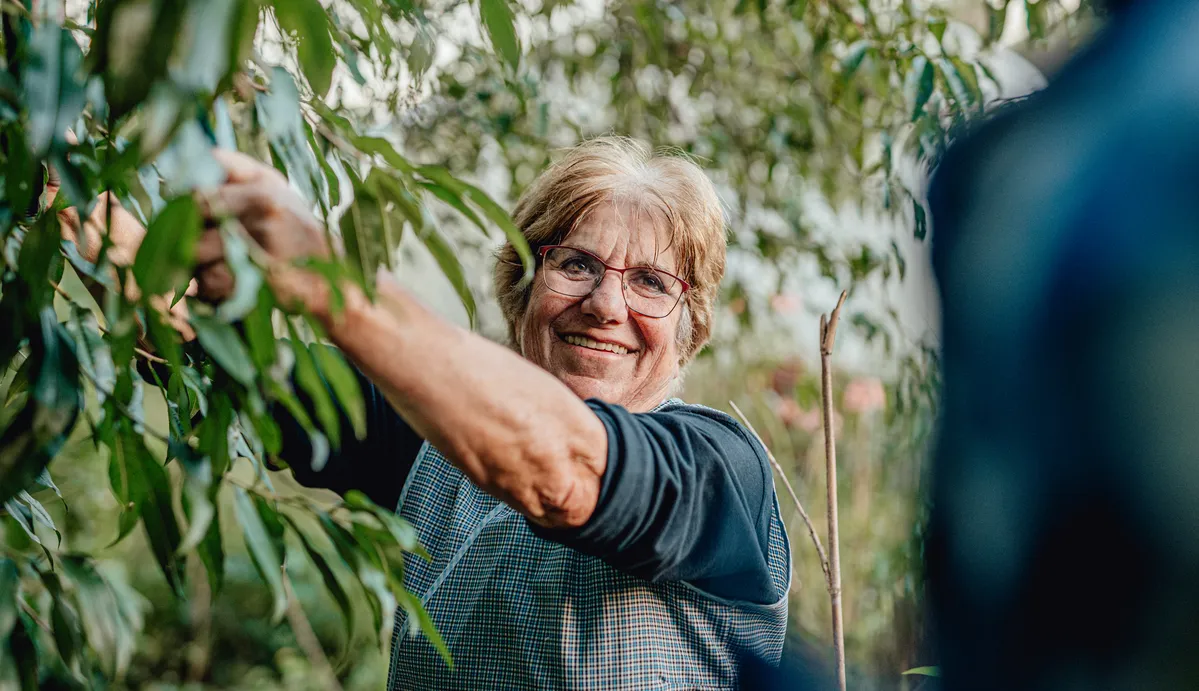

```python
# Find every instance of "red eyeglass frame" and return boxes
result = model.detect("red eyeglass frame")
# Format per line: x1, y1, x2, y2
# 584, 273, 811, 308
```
537, 244, 691, 316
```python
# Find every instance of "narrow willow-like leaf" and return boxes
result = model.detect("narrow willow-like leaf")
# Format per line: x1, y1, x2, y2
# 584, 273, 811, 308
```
257, 67, 326, 205
312, 344, 366, 441
273, 0, 337, 96
173, 441, 214, 554
281, 514, 355, 654
418, 223, 476, 327
287, 327, 341, 448
124, 427, 185, 596
233, 487, 288, 623
0, 309, 81, 506
904, 56, 934, 123
22, 26, 87, 157
479, 0, 520, 70
133, 196, 202, 298
839, 40, 871, 81
192, 316, 256, 387
215, 224, 265, 323
417, 166, 534, 284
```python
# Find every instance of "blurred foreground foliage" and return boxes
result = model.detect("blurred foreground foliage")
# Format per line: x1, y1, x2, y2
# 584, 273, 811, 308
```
0, 0, 533, 687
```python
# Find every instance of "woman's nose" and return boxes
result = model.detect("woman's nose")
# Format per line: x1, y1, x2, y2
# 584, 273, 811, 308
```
580, 271, 628, 323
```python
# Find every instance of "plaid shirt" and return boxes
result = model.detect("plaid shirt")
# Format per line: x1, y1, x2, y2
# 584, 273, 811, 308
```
385, 400, 791, 690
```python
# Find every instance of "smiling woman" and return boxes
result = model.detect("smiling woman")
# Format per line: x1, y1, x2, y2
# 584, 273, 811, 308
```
69, 136, 792, 689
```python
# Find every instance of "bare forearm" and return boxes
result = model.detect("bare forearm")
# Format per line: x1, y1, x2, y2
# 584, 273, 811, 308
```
319, 272, 607, 528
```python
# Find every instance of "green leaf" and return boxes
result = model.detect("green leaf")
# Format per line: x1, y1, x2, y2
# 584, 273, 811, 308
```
913, 198, 927, 240
839, 40, 871, 81
949, 57, 983, 110
417, 166, 534, 285
234, 486, 288, 623
274, 0, 336, 96
416, 181, 484, 235
59, 556, 143, 677
18, 213, 65, 307
281, 514, 355, 653
311, 345, 365, 441
339, 176, 388, 292
243, 285, 278, 371
397, 588, 451, 666
344, 490, 422, 554
192, 316, 257, 387
10, 613, 38, 691
133, 196, 203, 298
183, 489, 225, 596
122, 425, 185, 596
215, 224, 265, 322
0, 559, 19, 640
46, 574, 84, 673
172, 440, 214, 554
17, 490, 59, 547
1026, 0, 1048, 40
22, 26, 87, 157
4, 132, 36, 218
904, 56, 934, 123
480, 0, 521, 70
0, 309, 81, 506
417, 223, 476, 328
176, 0, 242, 92
937, 58, 979, 112
287, 328, 341, 448
928, 16, 948, 43
93, 0, 187, 119
902, 666, 940, 677
257, 67, 326, 205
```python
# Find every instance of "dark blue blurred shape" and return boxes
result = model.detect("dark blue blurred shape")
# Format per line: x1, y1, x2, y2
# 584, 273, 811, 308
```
927, 0, 1199, 689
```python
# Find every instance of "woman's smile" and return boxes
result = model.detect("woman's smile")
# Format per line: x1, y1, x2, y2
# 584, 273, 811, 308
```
558, 332, 635, 356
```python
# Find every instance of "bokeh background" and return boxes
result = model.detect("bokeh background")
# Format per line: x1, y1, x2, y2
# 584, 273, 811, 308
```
10, 0, 1105, 688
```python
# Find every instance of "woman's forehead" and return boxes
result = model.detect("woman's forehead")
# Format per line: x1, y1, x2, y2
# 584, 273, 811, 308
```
565, 200, 677, 268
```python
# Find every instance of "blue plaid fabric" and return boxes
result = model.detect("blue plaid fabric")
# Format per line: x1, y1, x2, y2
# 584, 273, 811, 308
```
385, 400, 791, 690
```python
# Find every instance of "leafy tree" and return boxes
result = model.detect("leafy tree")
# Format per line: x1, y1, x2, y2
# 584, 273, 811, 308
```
0, 0, 532, 685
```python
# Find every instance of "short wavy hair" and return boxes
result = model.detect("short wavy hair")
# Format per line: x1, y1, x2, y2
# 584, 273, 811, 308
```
494, 136, 727, 365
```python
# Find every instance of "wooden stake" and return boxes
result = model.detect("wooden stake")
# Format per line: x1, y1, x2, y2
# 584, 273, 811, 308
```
821, 290, 848, 691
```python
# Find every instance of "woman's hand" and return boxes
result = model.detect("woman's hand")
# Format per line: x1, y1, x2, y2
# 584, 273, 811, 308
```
195, 150, 334, 317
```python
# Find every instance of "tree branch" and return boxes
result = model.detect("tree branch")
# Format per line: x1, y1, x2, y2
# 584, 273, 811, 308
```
728, 400, 830, 586
820, 290, 849, 691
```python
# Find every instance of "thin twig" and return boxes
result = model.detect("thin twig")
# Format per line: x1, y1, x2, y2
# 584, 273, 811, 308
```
820, 290, 849, 691
19, 600, 52, 634
728, 400, 830, 585
283, 571, 345, 691
50, 280, 169, 365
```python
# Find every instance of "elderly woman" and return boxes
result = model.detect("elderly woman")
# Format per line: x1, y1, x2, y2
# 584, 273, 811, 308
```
67, 137, 791, 689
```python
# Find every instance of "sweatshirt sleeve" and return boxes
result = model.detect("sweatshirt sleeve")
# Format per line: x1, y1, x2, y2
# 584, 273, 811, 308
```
276, 346, 424, 511
530, 399, 780, 605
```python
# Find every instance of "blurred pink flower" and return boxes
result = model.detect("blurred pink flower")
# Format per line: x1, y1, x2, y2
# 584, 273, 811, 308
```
843, 376, 886, 414
770, 292, 803, 314
774, 397, 822, 433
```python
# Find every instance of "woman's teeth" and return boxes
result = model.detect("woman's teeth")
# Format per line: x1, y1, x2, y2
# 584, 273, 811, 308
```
562, 334, 629, 355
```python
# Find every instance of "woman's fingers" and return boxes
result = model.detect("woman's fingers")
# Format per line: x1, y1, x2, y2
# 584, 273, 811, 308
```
198, 182, 275, 222
194, 227, 224, 265
211, 148, 281, 185
195, 262, 235, 303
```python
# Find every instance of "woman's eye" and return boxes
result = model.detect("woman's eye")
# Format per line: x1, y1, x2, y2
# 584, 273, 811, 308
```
636, 273, 666, 292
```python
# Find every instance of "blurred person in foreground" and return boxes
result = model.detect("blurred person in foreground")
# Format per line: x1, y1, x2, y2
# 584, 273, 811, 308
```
926, 0, 1199, 688
51, 137, 791, 689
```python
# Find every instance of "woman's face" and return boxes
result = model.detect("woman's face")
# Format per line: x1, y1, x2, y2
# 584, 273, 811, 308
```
518, 202, 685, 413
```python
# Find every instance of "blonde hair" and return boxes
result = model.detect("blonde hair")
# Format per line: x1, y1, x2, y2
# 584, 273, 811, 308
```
494, 136, 727, 364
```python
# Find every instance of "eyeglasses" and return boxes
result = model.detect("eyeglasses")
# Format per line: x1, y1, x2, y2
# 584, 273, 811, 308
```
537, 245, 690, 319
